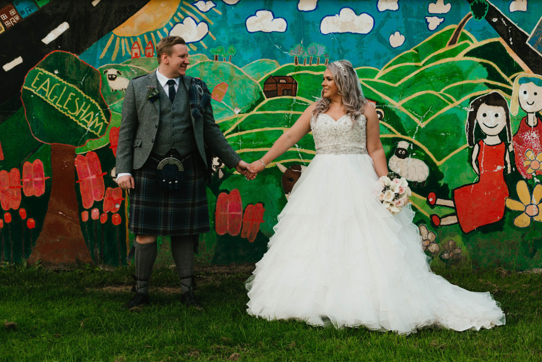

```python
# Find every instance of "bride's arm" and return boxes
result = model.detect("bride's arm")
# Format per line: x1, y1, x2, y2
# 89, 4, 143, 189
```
365, 104, 388, 178
250, 103, 316, 173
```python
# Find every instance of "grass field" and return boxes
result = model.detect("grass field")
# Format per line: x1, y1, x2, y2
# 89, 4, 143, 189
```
1, 264, 541, 361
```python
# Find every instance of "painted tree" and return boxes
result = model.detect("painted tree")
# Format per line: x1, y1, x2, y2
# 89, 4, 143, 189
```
289, 44, 305, 65
306, 43, 318, 65
465, 0, 542, 74
447, 0, 488, 46
316, 44, 327, 65
210, 46, 225, 61
227, 45, 237, 63
21, 51, 111, 265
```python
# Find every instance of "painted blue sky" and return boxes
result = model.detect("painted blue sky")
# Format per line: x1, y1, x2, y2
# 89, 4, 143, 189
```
81, 0, 541, 69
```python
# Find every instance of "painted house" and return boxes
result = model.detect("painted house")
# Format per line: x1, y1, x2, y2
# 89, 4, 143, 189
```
131, 41, 141, 58
145, 41, 154, 57
263, 76, 298, 98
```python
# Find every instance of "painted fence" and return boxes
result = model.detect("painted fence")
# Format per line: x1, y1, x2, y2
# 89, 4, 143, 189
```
1, 0, 542, 270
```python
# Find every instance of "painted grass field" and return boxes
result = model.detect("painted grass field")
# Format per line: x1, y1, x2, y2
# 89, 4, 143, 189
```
1, 264, 541, 361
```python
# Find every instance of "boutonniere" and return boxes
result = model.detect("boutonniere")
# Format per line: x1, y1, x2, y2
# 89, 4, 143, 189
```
147, 86, 160, 103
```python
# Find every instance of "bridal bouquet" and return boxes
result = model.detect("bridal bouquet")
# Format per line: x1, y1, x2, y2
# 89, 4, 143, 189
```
377, 172, 411, 215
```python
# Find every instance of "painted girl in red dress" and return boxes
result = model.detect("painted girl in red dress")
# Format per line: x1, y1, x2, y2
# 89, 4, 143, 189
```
427, 92, 512, 233
510, 74, 542, 179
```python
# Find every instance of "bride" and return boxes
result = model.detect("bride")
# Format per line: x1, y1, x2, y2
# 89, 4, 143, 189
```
244, 60, 505, 334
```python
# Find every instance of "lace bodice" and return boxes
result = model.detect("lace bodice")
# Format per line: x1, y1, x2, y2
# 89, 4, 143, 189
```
310, 113, 368, 155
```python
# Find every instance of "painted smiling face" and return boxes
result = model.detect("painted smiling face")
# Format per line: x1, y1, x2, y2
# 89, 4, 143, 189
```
476, 104, 507, 136
519, 82, 542, 114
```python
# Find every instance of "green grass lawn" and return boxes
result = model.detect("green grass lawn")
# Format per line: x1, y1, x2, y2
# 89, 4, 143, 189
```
1, 264, 541, 361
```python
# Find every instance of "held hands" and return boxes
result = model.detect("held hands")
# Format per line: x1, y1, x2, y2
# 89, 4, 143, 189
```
235, 160, 257, 180
249, 160, 266, 176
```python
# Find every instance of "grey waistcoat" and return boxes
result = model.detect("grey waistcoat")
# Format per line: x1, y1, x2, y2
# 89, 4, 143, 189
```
152, 81, 197, 156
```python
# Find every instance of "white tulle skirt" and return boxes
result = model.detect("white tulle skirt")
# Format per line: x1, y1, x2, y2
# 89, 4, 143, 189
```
246, 154, 505, 334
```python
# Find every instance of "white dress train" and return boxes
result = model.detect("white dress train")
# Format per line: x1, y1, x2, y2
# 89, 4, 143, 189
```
246, 113, 505, 334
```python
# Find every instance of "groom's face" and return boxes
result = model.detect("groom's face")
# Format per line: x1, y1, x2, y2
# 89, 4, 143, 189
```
163, 44, 190, 77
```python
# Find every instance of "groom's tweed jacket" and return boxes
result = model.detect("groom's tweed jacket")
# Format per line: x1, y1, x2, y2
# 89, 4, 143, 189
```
116, 71, 241, 236
116, 72, 240, 175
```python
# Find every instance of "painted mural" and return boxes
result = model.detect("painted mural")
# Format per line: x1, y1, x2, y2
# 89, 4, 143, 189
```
1, 0, 542, 270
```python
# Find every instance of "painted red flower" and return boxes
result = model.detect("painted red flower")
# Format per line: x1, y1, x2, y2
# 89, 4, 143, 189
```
81, 211, 89, 222
100, 213, 108, 224
75, 151, 106, 209
215, 189, 243, 236
109, 127, 120, 157
112, 213, 122, 226
19, 208, 27, 220
27, 218, 35, 229
241, 203, 265, 242
22, 160, 48, 197
4, 212, 12, 224
8, 168, 22, 210
91, 208, 100, 220
0, 170, 9, 211
103, 187, 124, 213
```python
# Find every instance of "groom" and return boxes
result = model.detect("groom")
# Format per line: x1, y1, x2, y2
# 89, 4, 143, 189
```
116, 36, 253, 309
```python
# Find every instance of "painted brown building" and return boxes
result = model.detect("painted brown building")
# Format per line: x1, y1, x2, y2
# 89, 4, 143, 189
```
263, 76, 298, 98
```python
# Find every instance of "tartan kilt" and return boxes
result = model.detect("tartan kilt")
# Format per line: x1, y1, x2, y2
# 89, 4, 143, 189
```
129, 155, 210, 235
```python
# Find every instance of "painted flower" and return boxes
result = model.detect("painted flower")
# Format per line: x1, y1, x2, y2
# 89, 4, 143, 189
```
147, 86, 160, 103
506, 180, 542, 228
523, 149, 542, 175
419, 224, 440, 255
440, 240, 462, 262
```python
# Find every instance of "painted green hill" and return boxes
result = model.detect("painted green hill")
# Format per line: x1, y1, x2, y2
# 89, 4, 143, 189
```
243, 59, 280, 81
187, 60, 265, 116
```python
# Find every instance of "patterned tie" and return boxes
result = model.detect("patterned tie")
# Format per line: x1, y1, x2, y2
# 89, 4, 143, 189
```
167, 79, 176, 103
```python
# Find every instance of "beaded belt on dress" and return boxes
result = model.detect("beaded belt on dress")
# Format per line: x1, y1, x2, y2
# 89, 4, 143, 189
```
316, 145, 368, 155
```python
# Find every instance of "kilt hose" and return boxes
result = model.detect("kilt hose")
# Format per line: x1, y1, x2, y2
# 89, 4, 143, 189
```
129, 154, 210, 236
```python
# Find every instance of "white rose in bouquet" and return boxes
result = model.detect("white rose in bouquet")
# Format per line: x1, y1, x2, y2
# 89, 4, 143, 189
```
390, 178, 402, 192
383, 190, 395, 202
389, 204, 401, 214
400, 178, 408, 187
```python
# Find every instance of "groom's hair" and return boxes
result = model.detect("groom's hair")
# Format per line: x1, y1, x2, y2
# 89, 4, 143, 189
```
156, 36, 186, 64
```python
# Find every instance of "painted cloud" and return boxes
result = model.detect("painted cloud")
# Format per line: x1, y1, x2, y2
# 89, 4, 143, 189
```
428, 0, 451, 14
378, 0, 398, 12
320, 8, 374, 35
194, 1, 216, 12
298, 0, 318, 11
389, 31, 405, 48
425, 16, 444, 31
223, 0, 240, 4
170, 17, 209, 43
510, 0, 527, 12
246, 10, 287, 33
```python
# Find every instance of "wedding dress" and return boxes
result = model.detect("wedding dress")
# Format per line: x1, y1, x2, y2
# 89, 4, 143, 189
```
246, 113, 505, 334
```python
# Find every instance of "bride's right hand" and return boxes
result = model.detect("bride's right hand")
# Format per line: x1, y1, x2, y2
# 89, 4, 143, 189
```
249, 160, 266, 176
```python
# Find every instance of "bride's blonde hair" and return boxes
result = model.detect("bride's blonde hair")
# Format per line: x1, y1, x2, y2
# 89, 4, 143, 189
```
312, 60, 367, 119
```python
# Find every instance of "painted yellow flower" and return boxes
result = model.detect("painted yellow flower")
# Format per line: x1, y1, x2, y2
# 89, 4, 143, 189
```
506, 180, 542, 228
523, 149, 542, 174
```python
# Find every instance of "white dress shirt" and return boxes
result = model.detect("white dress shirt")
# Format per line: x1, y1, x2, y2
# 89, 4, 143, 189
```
116, 69, 181, 180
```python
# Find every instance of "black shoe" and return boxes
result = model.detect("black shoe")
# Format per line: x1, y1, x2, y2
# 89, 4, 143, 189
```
181, 290, 203, 310
123, 292, 150, 309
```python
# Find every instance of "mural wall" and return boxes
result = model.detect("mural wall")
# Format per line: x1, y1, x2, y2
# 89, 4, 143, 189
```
1, 0, 542, 270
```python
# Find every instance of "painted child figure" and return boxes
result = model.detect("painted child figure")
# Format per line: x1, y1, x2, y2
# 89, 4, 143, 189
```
510, 74, 542, 179
428, 92, 511, 233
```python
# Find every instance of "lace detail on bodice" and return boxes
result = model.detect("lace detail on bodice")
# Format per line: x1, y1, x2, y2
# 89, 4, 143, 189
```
310, 113, 368, 155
